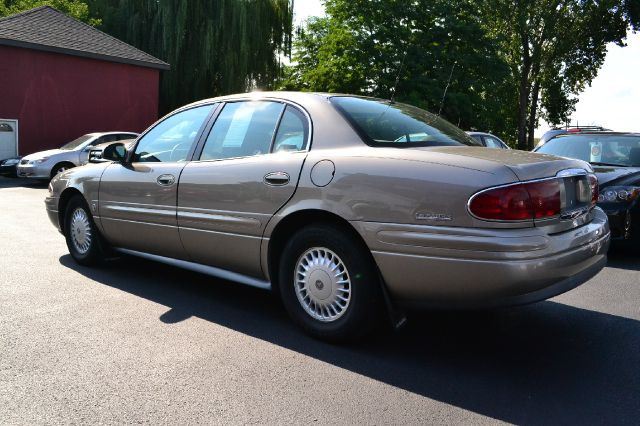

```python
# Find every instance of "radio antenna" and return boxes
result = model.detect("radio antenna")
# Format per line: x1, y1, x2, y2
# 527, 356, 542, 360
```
390, 49, 408, 103
438, 60, 457, 116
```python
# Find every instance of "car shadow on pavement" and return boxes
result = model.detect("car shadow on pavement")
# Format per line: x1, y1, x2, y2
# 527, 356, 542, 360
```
607, 244, 640, 271
0, 176, 48, 189
59, 254, 640, 424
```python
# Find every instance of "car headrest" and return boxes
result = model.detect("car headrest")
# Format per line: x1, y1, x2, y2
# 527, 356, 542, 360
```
629, 147, 640, 166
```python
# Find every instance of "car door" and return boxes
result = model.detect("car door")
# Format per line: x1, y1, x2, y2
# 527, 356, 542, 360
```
98, 104, 216, 259
177, 101, 310, 278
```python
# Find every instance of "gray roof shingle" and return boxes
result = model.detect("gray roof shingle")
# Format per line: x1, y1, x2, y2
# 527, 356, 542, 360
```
0, 6, 169, 70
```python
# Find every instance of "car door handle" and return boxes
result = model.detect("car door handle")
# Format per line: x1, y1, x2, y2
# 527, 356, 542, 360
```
156, 174, 176, 186
264, 172, 290, 186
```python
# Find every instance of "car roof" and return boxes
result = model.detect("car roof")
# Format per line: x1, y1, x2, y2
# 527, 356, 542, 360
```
178, 92, 395, 113
466, 131, 494, 137
552, 131, 640, 138
83, 131, 137, 137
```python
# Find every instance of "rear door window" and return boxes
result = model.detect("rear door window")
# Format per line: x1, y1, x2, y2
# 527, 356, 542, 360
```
273, 106, 309, 152
200, 101, 285, 161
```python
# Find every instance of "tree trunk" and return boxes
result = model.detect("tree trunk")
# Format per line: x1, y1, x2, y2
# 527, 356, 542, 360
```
517, 28, 531, 151
527, 79, 540, 150
517, 67, 530, 151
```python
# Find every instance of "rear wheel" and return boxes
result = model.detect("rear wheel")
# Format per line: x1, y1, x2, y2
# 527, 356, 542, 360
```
63, 195, 105, 266
50, 162, 75, 180
278, 224, 384, 341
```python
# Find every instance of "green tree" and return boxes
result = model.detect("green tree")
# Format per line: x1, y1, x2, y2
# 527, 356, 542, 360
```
280, 0, 516, 143
482, 0, 638, 150
87, 0, 294, 113
0, 0, 100, 25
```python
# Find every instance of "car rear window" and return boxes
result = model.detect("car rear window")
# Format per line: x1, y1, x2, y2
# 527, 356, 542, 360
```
537, 134, 640, 167
330, 96, 480, 148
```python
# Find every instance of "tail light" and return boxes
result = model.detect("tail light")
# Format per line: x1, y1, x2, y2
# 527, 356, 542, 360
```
588, 174, 598, 206
469, 180, 561, 221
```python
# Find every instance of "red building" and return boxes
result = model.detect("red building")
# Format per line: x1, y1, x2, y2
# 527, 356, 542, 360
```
0, 6, 169, 157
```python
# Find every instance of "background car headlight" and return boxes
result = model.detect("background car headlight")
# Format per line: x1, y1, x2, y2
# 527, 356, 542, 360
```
597, 186, 640, 203
35, 157, 49, 164
3, 159, 19, 165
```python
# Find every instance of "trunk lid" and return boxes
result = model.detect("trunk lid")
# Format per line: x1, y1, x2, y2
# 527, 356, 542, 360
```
378, 146, 596, 232
423, 146, 591, 181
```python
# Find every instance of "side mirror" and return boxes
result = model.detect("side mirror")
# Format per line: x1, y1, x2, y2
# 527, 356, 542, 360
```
89, 143, 127, 163
104, 143, 127, 162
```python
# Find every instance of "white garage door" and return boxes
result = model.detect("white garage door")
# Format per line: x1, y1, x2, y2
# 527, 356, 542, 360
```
0, 119, 18, 160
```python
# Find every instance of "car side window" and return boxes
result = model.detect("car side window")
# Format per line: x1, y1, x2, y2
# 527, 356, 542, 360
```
273, 106, 309, 152
470, 134, 483, 144
484, 136, 503, 149
89, 136, 106, 146
101, 135, 118, 144
133, 105, 214, 163
200, 101, 284, 161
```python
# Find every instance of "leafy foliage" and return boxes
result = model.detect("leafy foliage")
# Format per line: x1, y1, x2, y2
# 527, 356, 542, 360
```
87, 0, 294, 114
0, 0, 99, 25
283, 0, 638, 148
482, 0, 637, 149
280, 0, 516, 143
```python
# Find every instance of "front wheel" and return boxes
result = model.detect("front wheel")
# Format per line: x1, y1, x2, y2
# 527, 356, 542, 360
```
278, 224, 384, 341
50, 162, 74, 180
64, 195, 105, 266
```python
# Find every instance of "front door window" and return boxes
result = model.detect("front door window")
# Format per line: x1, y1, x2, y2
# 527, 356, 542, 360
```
133, 105, 214, 163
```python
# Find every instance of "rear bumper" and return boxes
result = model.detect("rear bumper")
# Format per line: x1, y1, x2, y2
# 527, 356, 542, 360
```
353, 208, 610, 308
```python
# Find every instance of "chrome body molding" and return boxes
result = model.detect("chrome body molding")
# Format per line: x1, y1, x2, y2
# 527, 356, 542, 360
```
102, 203, 176, 217
177, 209, 262, 229
114, 248, 272, 290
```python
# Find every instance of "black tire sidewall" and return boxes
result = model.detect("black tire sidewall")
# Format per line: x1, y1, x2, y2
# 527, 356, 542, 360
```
278, 224, 382, 341
64, 195, 103, 266
51, 163, 73, 180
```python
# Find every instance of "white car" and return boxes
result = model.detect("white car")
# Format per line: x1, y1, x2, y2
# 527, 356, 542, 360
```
17, 132, 138, 180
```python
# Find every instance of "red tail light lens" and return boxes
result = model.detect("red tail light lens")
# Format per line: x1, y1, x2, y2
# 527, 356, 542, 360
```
468, 184, 532, 221
526, 180, 561, 218
588, 174, 598, 206
469, 180, 561, 221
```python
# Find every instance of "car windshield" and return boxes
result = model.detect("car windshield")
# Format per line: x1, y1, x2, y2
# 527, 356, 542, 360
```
330, 96, 480, 147
60, 135, 93, 150
537, 134, 640, 167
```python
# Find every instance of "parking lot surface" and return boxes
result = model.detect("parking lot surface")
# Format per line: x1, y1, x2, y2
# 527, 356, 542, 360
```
1, 177, 639, 425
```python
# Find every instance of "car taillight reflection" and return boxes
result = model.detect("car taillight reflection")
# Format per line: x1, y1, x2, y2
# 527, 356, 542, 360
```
469, 180, 561, 221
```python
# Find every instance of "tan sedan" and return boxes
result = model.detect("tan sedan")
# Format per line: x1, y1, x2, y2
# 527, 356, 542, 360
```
45, 92, 610, 340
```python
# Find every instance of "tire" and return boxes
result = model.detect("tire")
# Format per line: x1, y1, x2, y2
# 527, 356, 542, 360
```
50, 162, 75, 180
278, 224, 384, 341
63, 195, 105, 266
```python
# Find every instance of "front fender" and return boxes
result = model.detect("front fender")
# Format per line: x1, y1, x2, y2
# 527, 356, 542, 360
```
50, 163, 111, 232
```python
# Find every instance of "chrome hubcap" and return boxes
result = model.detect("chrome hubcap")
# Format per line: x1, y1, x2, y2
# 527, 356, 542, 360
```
295, 247, 351, 322
70, 208, 92, 254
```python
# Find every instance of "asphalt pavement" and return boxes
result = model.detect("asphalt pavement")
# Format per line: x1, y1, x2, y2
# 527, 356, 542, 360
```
0, 176, 638, 425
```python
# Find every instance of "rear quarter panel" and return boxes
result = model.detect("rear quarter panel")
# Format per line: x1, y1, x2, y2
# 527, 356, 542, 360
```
269, 147, 522, 229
